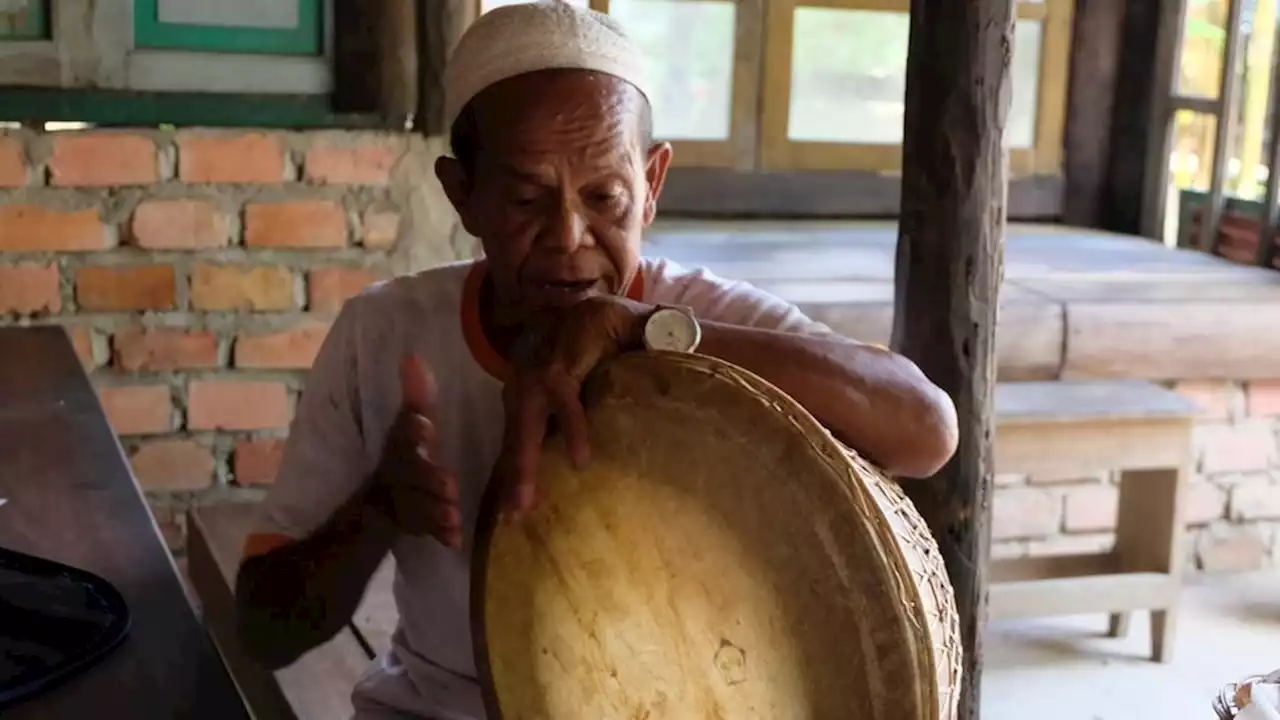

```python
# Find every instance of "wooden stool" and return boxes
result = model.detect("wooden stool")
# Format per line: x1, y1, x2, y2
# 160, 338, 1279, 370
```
988, 380, 1198, 663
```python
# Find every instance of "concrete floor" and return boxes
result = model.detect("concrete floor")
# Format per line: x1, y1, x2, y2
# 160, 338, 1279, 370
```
983, 571, 1280, 719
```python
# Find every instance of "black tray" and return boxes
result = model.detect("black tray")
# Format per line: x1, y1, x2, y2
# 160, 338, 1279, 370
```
0, 546, 130, 708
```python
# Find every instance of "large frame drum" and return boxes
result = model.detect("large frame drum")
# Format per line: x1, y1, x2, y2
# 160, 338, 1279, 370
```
473, 352, 961, 719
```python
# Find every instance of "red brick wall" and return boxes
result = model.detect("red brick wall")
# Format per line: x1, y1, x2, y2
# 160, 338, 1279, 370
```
0, 127, 471, 553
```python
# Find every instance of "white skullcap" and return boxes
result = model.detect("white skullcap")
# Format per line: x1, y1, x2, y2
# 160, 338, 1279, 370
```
443, 1, 653, 131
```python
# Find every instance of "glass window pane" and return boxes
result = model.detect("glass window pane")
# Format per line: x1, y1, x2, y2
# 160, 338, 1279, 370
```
609, 0, 736, 141
788, 9, 1043, 147
788, 8, 908, 144
1225, 0, 1277, 201
1177, 0, 1228, 98
1166, 109, 1218, 245
1008, 21, 1042, 149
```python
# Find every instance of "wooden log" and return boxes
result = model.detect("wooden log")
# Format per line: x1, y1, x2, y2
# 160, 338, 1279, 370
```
891, 0, 1013, 718
333, 0, 418, 125
415, 0, 472, 136
1062, 0, 1126, 228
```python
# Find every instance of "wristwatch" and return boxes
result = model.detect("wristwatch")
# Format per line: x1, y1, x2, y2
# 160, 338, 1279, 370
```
642, 305, 701, 353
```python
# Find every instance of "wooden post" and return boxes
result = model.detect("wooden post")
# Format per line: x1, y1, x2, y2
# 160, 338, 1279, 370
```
890, 1, 1013, 718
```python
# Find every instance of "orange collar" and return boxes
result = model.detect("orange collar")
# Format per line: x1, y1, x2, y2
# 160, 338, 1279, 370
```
460, 261, 646, 382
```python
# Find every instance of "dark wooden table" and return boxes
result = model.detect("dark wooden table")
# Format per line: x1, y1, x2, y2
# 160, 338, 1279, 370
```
0, 326, 248, 719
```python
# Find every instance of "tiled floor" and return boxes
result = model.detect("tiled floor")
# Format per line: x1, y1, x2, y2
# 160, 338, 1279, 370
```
983, 571, 1280, 719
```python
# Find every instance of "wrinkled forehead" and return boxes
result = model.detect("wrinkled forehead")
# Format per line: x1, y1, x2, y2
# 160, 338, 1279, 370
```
470, 69, 646, 162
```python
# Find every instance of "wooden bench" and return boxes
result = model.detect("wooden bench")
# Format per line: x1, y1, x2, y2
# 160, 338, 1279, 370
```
989, 380, 1199, 663
186, 503, 397, 720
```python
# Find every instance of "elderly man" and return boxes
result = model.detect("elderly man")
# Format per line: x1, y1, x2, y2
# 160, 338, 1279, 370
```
235, 2, 958, 718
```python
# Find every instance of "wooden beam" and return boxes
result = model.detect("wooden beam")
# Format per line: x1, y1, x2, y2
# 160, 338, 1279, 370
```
332, 0, 418, 126
1061, 0, 1126, 228
891, 0, 1012, 717
415, 0, 472, 136
1105, 0, 1168, 237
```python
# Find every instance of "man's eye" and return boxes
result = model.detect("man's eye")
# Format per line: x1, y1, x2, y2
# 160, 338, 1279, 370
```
509, 194, 540, 208
590, 190, 623, 206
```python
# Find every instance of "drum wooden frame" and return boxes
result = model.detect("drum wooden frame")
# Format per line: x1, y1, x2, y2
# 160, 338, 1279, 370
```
471, 351, 961, 719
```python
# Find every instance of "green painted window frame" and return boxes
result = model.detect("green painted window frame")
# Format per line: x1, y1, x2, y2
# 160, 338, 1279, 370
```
0, 0, 49, 40
0, 88, 384, 129
132, 0, 323, 56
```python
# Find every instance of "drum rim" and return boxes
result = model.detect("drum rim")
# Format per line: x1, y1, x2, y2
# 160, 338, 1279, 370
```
470, 350, 953, 718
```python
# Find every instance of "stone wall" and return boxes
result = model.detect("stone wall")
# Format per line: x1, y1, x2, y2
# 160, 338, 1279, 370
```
1, 128, 1276, 573
0, 127, 475, 554
992, 380, 1280, 573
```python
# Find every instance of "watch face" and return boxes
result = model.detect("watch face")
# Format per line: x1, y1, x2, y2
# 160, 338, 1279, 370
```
646, 307, 698, 352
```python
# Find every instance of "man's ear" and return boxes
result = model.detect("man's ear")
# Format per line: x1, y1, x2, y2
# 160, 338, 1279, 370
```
435, 156, 482, 236
641, 142, 673, 227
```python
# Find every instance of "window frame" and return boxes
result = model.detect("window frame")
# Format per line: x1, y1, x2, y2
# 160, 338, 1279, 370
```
0, 1, 333, 96
758, 0, 1073, 178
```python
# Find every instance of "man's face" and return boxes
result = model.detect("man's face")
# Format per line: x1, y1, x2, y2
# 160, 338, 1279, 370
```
436, 70, 672, 316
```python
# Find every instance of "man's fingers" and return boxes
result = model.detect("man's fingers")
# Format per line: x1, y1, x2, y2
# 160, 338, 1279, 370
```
399, 355, 437, 416
504, 380, 551, 516
545, 368, 590, 469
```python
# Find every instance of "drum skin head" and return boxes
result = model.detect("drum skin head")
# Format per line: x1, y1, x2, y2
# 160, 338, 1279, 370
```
472, 352, 960, 720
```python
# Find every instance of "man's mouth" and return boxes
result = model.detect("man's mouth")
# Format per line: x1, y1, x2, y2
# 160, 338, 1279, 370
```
533, 278, 602, 305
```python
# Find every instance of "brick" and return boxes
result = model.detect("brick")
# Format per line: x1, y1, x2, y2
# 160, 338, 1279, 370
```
0, 135, 27, 187
177, 132, 284, 184
129, 439, 215, 491
244, 200, 348, 248
0, 264, 60, 315
188, 380, 291, 431
1062, 484, 1118, 532
1248, 381, 1280, 418
361, 205, 400, 248
1229, 480, 1280, 520
1173, 380, 1234, 422
1199, 422, 1276, 474
1028, 532, 1115, 557
0, 204, 110, 252
49, 133, 158, 187
304, 141, 397, 185
147, 501, 187, 554
994, 473, 1027, 487
234, 438, 286, 486
75, 265, 176, 311
992, 487, 1061, 540
191, 264, 296, 311
131, 199, 229, 250
234, 321, 330, 369
65, 325, 104, 371
308, 267, 376, 312
97, 384, 173, 435
113, 329, 219, 372
1185, 481, 1227, 525
1196, 526, 1270, 572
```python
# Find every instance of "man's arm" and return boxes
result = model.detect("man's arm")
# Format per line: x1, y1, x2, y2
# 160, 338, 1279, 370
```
232, 298, 392, 669
696, 321, 958, 479
235, 490, 396, 669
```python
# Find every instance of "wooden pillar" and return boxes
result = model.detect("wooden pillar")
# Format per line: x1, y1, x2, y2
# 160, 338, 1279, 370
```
1062, 0, 1126, 228
333, 0, 419, 126
890, 1, 1012, 718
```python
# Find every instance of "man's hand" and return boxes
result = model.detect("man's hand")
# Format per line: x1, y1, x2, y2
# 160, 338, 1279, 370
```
495, 295, 651, 518
369, 356, 463, 549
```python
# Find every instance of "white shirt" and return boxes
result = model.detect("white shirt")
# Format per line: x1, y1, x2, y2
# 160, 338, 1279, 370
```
246, 257, 831, 719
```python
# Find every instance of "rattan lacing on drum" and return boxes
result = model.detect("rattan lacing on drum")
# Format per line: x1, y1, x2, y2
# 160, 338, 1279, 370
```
652, 352, 964, 720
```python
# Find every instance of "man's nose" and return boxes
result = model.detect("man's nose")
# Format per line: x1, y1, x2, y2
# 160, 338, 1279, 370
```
539, 199, 592, 253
